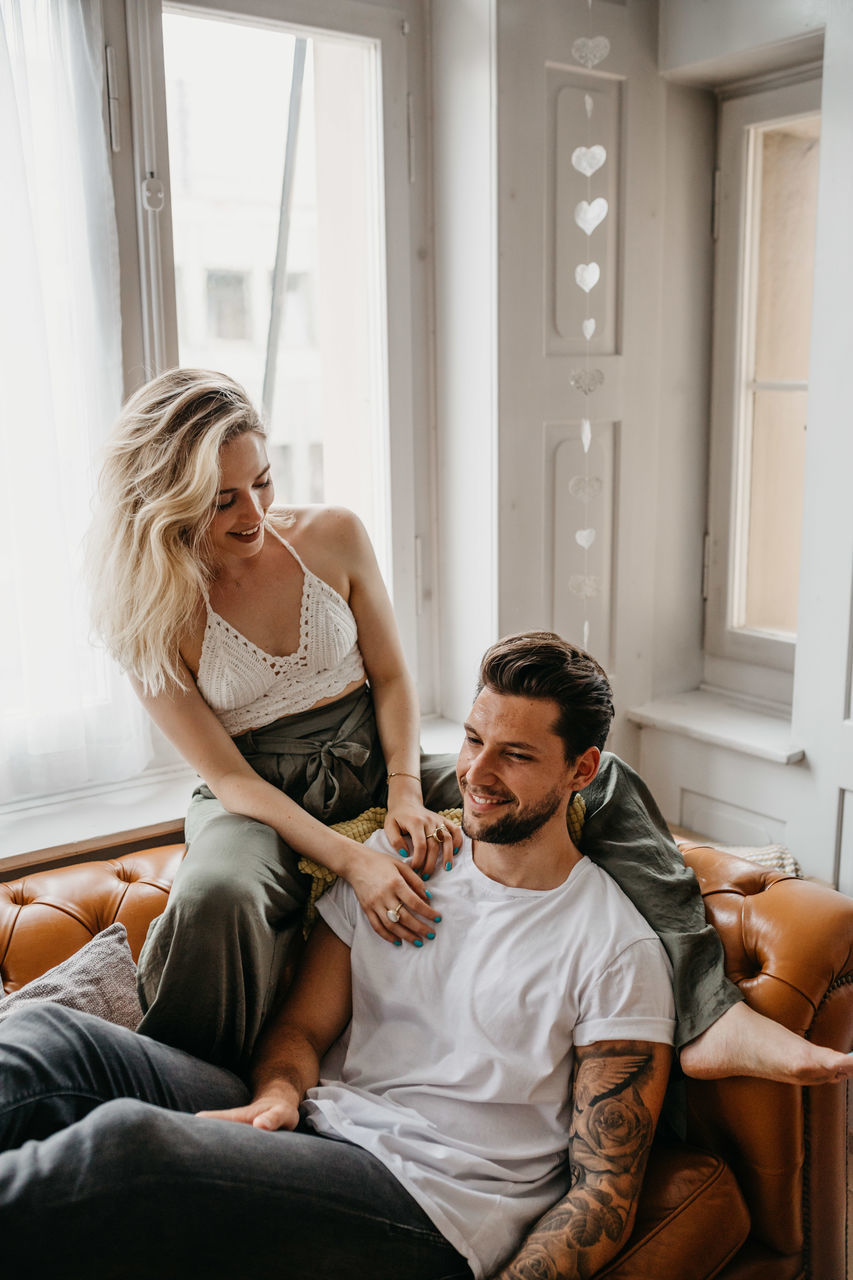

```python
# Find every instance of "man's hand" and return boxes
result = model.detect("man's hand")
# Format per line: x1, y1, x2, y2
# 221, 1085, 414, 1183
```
197, 922, 354, 1136
197, 1083, 300, 1132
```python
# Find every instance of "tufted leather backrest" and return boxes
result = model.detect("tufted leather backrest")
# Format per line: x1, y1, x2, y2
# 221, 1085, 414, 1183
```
680, 844, 853, 1280
0, 845, 185, 995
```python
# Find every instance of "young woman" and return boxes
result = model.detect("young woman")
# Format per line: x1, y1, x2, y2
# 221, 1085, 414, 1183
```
88, 368, 462, 1073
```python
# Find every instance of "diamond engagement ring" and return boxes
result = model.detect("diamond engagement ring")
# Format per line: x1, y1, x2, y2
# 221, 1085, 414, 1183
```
386, 902, 404, 924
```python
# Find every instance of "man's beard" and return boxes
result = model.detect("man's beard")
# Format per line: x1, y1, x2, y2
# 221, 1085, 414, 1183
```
461, 783, 565, 845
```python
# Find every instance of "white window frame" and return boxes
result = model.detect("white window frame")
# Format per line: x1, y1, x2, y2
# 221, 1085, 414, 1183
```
705, 73, 821, 700
102, 0, 433, 700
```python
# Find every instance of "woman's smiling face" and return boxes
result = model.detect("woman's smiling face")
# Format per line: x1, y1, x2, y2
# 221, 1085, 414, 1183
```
208, 431, 274, 565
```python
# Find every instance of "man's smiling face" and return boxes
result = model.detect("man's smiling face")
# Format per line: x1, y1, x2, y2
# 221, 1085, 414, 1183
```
457, 687, 578, 845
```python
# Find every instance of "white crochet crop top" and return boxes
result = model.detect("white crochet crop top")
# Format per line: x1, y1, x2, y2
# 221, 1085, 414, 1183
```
196, 527, 366, 735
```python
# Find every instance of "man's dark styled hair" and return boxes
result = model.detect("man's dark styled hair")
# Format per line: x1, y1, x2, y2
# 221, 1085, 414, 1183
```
476, 631, 614, 760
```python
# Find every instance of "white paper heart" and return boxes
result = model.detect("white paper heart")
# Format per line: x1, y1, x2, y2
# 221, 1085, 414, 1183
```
574, 262, 600, 293
584, 93, 594, 120
572, 36, 610, 69
568, 475, 602, 501
582, 318, 596, 341
570, 368, 604, 395
575, 527, 596, 550
569, 573, 600, 600
571, 145, 606, 177
581, 418, 592, 453
575, 198, 608, 236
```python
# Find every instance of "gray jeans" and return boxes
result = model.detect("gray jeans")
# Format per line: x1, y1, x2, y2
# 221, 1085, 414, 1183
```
0, 1005, 473, 1280
137, 686, 461, 1074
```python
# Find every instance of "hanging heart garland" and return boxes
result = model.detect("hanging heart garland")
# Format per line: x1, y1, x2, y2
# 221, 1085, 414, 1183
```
568, 3, 611, 651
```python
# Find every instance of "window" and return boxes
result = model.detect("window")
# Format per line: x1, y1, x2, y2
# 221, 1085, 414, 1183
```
0, 0, 430, 849
705, 76, 821, 689
106, 0, 431, 695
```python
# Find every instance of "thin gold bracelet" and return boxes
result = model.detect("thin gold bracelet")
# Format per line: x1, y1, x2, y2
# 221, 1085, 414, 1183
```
386, 770, 421, 784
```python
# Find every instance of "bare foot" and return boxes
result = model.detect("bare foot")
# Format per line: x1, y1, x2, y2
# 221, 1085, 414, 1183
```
680, 1002, 853, 1085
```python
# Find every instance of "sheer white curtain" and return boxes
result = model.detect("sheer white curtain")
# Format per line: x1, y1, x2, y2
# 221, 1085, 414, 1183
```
0, 0, 152, 807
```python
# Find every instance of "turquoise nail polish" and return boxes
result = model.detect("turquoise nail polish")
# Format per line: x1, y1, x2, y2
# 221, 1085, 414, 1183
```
413, 939, 424, 948
422, 872, 430, 881
445, 861, 452, 871
433, 915, 442, 923
424, 889, 432, 899
393, 939, 402, 947
399, 848, 409, 858
427, 932, 436, 940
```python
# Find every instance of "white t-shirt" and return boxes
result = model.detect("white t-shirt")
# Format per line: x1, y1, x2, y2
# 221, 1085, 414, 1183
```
305, 831, 675, 1279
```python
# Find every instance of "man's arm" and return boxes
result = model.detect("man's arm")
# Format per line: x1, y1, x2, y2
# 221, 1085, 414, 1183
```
493, 1040, 671, 1280
199, 919, 354, 1130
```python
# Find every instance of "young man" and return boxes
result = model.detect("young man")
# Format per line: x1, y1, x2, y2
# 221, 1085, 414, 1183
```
0, 634, 674, 1279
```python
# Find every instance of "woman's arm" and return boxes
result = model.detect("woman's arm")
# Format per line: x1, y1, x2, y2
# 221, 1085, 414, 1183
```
327, 508, 462, 872
132, 666, 437, 943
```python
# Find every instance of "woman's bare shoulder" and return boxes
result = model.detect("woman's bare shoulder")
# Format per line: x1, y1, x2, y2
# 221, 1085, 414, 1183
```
284, 505, 366, 550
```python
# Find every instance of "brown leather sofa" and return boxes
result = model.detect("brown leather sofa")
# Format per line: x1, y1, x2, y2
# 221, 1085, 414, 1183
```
1, 840, 851, 1279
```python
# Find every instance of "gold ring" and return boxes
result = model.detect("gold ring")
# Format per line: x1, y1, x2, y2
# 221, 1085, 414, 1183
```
385, 902, 405, 924
429, 824, 447, 842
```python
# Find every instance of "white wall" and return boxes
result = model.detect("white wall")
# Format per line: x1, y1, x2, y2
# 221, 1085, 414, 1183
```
788, 0, 853, 886
659, 0, 826, 84
431, 0, 714, 755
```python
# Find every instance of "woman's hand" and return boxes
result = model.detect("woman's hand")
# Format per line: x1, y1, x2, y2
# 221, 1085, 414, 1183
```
343, 841, 445, 946
384, 777, 462, 876
385, 801, 462, 876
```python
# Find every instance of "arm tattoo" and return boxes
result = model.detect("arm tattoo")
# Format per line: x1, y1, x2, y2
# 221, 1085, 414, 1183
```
496, 1042, 660, 1280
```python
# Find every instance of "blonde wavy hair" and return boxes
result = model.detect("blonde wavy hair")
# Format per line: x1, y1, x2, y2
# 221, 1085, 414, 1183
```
87, 368, 266, 694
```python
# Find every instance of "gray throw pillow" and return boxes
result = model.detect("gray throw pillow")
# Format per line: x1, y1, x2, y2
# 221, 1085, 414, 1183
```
0, 922, 143, 1030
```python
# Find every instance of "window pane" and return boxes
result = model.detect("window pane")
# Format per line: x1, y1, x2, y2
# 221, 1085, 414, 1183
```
162, 11, 388, 572
743, 389, 807, 635
753, 117, 820, 384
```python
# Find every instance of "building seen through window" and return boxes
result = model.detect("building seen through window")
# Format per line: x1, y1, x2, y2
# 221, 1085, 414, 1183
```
738, 114, 818, 637
162, 9, 387, 556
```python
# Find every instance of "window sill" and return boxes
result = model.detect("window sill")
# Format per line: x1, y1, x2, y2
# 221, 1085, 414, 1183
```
0, 719, 464, 877
626, 690, 805, 765
0, 765, 197, 876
